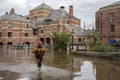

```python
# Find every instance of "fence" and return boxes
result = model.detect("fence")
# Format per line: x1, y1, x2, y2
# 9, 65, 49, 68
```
0, 45, 37, 54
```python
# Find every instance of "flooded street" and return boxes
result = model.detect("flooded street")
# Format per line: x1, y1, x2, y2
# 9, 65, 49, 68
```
0, 49, 120, 80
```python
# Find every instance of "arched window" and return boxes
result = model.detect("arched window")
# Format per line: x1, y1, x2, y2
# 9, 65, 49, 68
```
78, 38, 82, 42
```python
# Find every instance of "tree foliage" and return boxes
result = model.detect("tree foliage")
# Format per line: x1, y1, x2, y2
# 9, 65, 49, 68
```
53, 31, 71, 50
90, 31, 101, 45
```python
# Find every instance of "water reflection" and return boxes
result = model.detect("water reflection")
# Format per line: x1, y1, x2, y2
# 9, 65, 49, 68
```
72, 56, 120, 80
73, 61, 96, 80
0, 48, 120, 80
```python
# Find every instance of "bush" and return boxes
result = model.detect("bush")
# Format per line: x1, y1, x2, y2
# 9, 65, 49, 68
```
90, 44, 115, 52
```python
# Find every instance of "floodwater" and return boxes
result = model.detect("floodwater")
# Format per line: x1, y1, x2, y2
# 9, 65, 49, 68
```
0, 48, 120, 80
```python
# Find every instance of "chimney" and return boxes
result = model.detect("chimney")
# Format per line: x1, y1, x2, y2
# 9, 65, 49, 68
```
10, 8, 15, 15
69, 5, 73, 19
60, 6, 65, 10
5, 12, 8, 15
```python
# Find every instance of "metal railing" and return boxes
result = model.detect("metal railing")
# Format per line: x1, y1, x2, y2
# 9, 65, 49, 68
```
0, 45, 37, 54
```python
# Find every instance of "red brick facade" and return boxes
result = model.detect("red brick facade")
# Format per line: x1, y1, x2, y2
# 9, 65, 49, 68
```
96, 3, 120, 45
30, 4, 81, 44
0, 3, 81, 46
0, 9, 37, 46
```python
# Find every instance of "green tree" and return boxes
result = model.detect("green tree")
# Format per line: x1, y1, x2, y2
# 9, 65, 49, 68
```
90, 31, 101, 45
53, 32, 71, 50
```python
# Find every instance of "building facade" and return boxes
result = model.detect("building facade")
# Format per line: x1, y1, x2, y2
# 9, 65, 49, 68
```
30, 3, 82, 44
0, 8, 37, 46
96, 1, 120, 45
0, 3, 92, 47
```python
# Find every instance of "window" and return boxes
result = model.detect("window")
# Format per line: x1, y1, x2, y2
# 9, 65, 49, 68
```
78, 38, 82, 42
53, 29, 56, 32
111, 24, 115, 32
46, 29, 50, 34
0, 32, 2, 37
109, 12, 115, 22
27, 17, 29, 20
110, 15, 115, 22
67, 20, 70, 24
8, 22, 12, 28
34, 16, 37, 20
0, 23, 2, 28
46, 21, 49, 25
8, 32, 12, 37
25, 33, 28, 37
40, 30, 43, 34
25, 24, 29, 28
33, 29, 38, 35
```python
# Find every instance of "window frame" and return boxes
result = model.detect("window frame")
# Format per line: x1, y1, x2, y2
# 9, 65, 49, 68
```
111, 24, 115, 32
25, 24, 29, 28
0, 32, 2, 37
8, 22, 12, 28
8, 32, 12, 37
0, 23, 2, 28
25, 33, 28, 37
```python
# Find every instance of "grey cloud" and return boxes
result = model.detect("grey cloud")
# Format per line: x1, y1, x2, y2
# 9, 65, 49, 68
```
0, 0, 120, 28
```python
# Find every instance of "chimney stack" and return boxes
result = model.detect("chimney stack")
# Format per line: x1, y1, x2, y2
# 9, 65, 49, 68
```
60, 6, 65, 10
5, 12, 8, 15
10, 8, 15, 15
69, 5, 73, 19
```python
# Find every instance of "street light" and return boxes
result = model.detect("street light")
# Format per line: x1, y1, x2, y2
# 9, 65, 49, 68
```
71, 28, 74, 49
20, 21, 21, 45
100, 12, 102, 41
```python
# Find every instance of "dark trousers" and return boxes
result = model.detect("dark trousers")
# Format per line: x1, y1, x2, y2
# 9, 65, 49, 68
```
37, 58, 43, 68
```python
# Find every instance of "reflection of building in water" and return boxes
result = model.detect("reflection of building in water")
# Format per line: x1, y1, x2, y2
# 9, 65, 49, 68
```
95, 63, 120, 80
72, 57, 84, 72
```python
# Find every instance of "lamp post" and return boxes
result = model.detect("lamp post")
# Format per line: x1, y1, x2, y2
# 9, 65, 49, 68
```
20, 21, 21, 45
71, 28, 74, 49
100, 12, 102, 41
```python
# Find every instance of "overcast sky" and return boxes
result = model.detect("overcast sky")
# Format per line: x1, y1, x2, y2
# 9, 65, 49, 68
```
0, 0, 119, 29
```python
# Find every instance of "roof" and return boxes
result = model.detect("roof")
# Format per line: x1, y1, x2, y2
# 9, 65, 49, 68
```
44, 9, 69, 22
74, 27, 92, 36
99, 1, 120, 11
31, 3, 53, 11
108, 1, 120, 6
0, 13, 30, 22
35, 9, 80, 25
32, 3, 80, 28
65, 25, 92, 36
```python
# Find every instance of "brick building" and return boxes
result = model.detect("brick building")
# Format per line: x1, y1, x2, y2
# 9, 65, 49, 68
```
0, 8, 37, 46
0, 3, 92, 47
30, 3, 82, 44
96, 1, 120, 45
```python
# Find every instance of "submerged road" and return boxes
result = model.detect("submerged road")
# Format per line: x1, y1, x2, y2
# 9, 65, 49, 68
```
0, 48, 120, 80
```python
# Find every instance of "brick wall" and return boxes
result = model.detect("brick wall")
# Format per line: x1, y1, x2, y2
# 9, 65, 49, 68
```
96, 8, 120, 45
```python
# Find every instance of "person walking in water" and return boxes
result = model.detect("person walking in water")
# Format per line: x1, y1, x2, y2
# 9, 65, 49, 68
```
33, 41, 46, 71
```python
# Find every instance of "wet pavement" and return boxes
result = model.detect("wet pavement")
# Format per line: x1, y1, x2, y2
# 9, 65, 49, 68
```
0, 48, 120, 80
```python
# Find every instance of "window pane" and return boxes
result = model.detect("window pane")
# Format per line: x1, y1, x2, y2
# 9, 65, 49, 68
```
8, 32, 12, 37
25, 33, 28, 37
25, 24, 29, 28
111, 24, 115, 32
78, 38, 82, 42
0, 23, 2, 28
0, 32, 2, 37
41, 30, 43, 34
8, 22, 12, 28
46, 29, 50, 34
